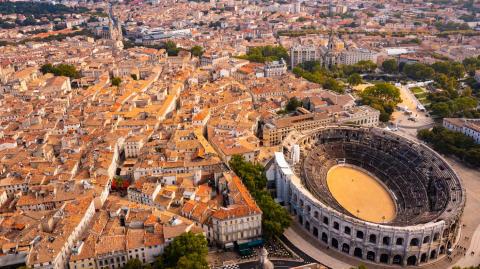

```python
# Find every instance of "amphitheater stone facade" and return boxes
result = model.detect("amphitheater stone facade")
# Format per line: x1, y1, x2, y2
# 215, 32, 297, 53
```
266, 126, 465, 266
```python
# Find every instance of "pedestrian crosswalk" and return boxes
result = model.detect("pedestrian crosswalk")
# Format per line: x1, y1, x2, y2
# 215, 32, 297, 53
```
218, 264, 240, 269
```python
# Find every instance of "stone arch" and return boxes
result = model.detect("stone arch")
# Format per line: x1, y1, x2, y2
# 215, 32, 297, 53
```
342, 243, 350, 254
305, 221, 310, 231
298, 215, 303, 225
313, 227, 318, 237
440, 245, 446, 255
313, 211, 319, 219
430, 249, 437, 259
410, 238, 419, 246
354, 247, 363, 258
407, 255, 417, 266
323, 216, 329, 225
392, 255, 402, 265
331, 238, 338, 249
423, 236, 430, 244
383, 236, 390, 245
433, 232, 440, 241
396, 237, 404, 246
369, 234, 377, 243
321, 232, 328, 243
380, 254, 389, 263
366, 251, 375, 261
356, 230, 364, 239
420, 253, 427, 263
344, 226, 351, 235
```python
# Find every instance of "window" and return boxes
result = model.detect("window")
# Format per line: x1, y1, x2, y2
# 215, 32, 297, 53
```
333, 222, 339, 230
369, 234, 376, 243
356, 231, 364, 239
396, 237, 404, 246
423, 236, 430, 244
323, 217, 329, 225
344, 227, 351, 235
383, 236, 390, 246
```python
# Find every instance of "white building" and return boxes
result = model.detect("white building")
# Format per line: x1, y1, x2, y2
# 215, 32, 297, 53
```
338, 49, 378, 66
264, 59, 287, 77
290, 41, 377, 68
127, 182, 162, 206
210, 173, 262, 248
290, 45, 325, 68
443, 118, 480, 144
125, 135, 145, 158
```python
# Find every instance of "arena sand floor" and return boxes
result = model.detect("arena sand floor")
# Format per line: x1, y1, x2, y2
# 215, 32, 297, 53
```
326, 165, 396, 223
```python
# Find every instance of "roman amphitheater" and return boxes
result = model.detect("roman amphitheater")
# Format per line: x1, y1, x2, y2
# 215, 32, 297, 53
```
268, 126, 466, 266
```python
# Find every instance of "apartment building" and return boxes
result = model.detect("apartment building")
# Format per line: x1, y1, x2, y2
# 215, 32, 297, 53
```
210, 173, 262, 248
264, 59, 287, 77
127, 181, 162, 206
69, 204, 198, 269
290, 45, 325, 68
290, 43, 377, 68
125, 135, 146, 159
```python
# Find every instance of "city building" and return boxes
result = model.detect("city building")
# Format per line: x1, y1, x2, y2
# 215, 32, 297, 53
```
443, 118, 480, 144
264, 59, 287, 77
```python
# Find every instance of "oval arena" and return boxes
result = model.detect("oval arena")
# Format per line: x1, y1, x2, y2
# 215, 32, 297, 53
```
267, 126, 465, 266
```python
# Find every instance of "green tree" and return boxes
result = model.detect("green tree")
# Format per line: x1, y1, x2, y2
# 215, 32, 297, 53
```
164, 41, 180, 56
123, 258, 143, 269
434, 73, 457, 92
40, 63, 80, 79
360, 83, 402, 122
417, 126, 480, 167
403, 63, 435, 80
323, 77, 345, 93
40, 63, 55, 74
229, 155, 291, 239
176, 253, 209, 269
347, 73, 362, 85
286, 97, 303, 112
381, 59, 399, 74
431, 61, 465, 79
111, 77, 122, 86
160, 232, 208, 269
190, 45, 204, 57
237, 45, 288, 63
430, 102, 451, 118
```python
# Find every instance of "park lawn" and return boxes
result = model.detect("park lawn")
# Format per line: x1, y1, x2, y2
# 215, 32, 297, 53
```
410, 87, 425, 94
414, 92, 428, 99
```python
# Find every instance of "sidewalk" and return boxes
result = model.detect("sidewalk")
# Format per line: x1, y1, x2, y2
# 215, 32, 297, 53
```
451, 224, 480, 268
283, 225, 352, 269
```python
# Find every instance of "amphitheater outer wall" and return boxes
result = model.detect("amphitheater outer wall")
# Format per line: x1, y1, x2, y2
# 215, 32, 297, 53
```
269, 126, 465, 266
